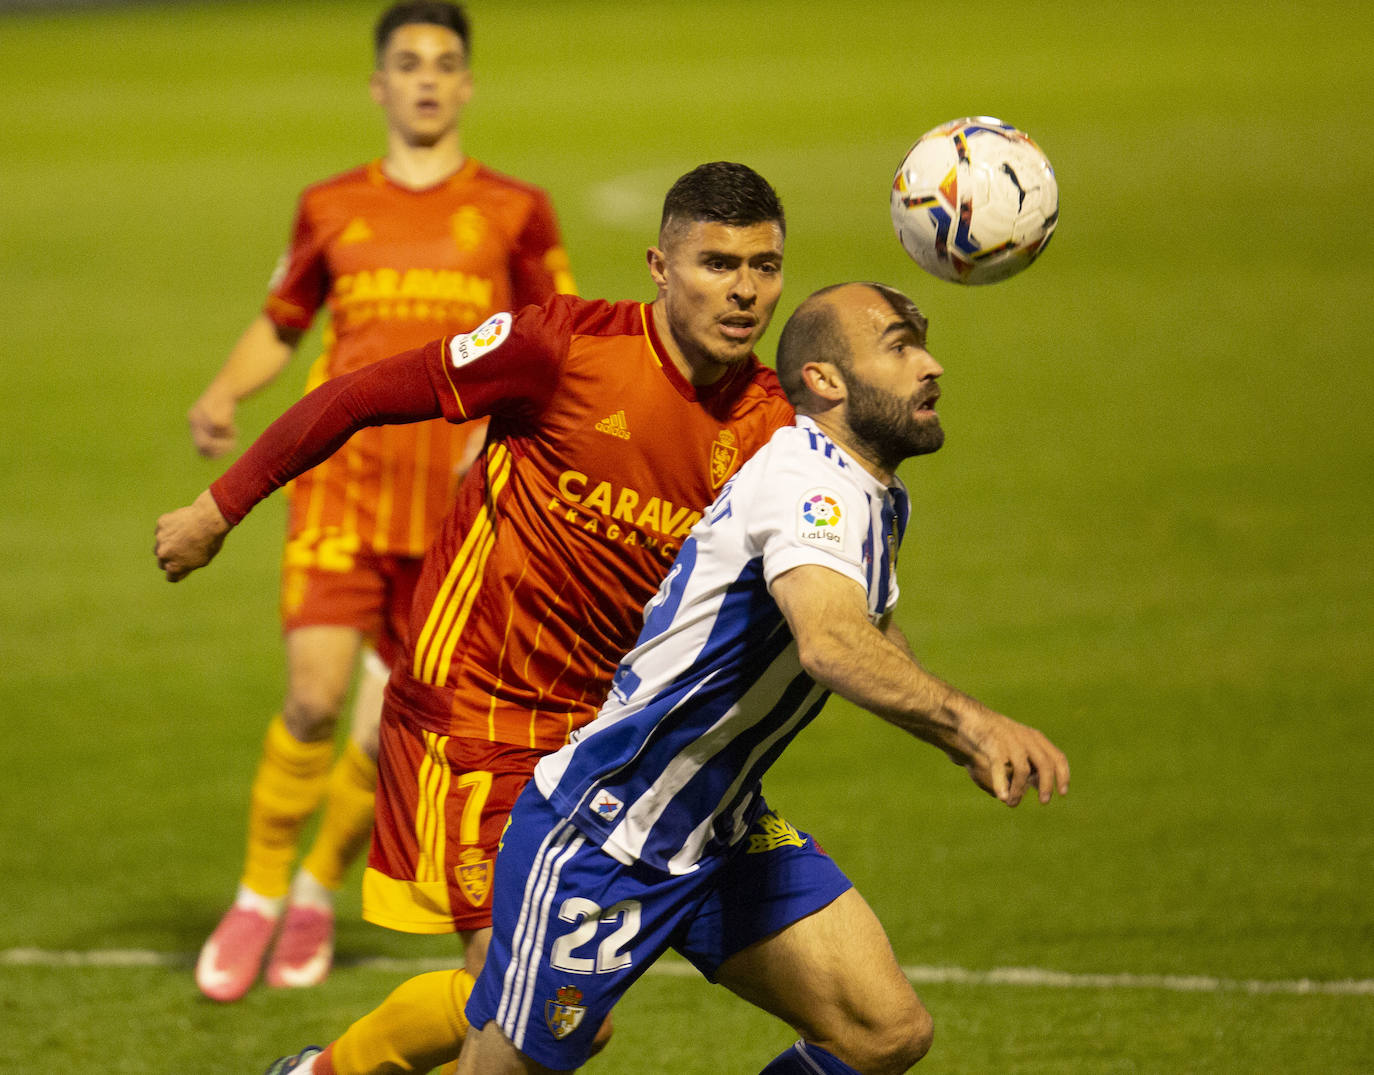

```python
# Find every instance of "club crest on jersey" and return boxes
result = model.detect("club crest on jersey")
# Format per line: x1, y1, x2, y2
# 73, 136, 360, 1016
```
455, 848, 492, 907
710, 429, 739, 489
449, 312, 511, 368
450, 205, 487, 251
546, 986, 587, 1040
591, 790, 624, 822
798, 490, 846, 550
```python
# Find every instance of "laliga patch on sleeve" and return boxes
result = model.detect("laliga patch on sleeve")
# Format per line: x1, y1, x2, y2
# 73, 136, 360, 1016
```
449, 312, 512, 369
797, 489, 848, 552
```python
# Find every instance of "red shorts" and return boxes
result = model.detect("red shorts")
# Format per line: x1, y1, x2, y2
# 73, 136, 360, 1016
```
279, 533, 421, 668
364, 709, 544, 934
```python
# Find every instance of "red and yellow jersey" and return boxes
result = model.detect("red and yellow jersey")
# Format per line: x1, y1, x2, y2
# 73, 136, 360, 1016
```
265, 157, 574, 558
391, 296, 795, 751
211, 295, 794, 752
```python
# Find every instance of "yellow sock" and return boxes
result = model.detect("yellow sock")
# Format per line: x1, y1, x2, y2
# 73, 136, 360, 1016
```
299, 739, 378, 891
240, 716, 333, 900
331, 969, 474, 1074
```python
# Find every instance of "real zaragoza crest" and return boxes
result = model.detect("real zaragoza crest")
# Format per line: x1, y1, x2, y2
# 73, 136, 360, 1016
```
455, 848, 492, 907
710, 429, 739, 489
450, 206, 487, 251
545, 985, 587, 1040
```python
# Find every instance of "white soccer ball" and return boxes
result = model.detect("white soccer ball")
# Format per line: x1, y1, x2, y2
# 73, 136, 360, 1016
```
890, 117, 1058, 285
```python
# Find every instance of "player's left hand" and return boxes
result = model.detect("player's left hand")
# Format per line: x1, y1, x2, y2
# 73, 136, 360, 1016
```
154, 490, 230, 581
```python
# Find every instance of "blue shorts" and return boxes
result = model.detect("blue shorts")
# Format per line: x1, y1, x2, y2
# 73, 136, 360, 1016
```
467, 784, 852, 1069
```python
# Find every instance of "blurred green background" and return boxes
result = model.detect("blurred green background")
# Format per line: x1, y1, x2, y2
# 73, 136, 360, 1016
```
1, 1, 1371, 1071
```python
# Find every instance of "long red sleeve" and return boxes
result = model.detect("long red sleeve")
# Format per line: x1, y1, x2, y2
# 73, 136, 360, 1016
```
210, 341, 447, 525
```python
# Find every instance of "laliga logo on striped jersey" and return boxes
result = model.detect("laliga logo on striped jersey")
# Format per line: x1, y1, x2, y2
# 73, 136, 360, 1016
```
798, 490, 846, 550
449, 311, 512, 368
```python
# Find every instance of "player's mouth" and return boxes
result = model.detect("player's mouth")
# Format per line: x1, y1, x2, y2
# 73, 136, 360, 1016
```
914, 387, 940, 415
415, 97, 441, 116
718, 315, 757, 341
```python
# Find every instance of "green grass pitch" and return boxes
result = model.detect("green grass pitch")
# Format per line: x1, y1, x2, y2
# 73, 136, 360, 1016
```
1, 0, 1372, 1071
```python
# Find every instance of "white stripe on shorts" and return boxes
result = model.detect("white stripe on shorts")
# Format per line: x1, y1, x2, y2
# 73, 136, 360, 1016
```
497, 818, 585, 1050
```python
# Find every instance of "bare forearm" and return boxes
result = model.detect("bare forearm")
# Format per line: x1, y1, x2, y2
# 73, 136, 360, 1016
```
204, 315, 300, 402
189, 316, 302, 457
774, 565, 1069, 804
800, 617, 974, 754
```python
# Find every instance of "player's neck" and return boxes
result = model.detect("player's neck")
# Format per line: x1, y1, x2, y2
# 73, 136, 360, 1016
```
382, 132, 466, 190
648, 301, 733, 388
805, 411, 896, 485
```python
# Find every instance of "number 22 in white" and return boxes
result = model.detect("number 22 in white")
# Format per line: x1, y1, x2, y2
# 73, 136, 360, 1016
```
549, 898, 641, 974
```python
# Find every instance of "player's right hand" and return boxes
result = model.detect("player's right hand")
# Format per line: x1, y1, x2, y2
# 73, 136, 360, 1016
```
154, 490, 231, 581
188, 395, 238, 458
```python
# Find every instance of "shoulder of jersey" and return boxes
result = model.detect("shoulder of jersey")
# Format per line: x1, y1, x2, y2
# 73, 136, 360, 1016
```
753, 365, 788, 399
562, 296, 646, 336
298, 162, 374, 201
462, 161, 555, 199
725, 364, 792, 422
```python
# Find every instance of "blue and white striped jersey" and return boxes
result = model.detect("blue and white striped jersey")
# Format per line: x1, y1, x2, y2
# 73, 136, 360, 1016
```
532, 415, 910, 874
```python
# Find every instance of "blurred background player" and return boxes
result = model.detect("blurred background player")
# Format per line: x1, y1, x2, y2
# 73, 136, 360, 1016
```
188, 0, 576, 1003
156, 162, 793, 1072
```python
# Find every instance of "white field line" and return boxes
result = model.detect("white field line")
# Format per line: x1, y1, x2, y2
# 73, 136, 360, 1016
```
3, 948, 1372, 996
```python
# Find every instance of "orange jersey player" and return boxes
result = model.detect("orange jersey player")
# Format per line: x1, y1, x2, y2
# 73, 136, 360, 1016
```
270, 158, 575, 570
183, 1, 575, 1006
161, 161, 791, 1074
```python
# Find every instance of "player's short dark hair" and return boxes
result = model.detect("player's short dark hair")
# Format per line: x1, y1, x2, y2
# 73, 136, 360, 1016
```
659, 162, 786, 245
374, 1, 471, 65
775, 283, 927, 411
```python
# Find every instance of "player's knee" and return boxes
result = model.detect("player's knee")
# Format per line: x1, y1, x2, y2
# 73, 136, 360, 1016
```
835, 994, 933, 1073
900, 999, 935, 1066
875, 996, 934, 1072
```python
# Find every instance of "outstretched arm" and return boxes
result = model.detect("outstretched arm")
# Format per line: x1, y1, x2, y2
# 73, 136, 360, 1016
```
155, 342, 446, 582
770, 563, 1069, 806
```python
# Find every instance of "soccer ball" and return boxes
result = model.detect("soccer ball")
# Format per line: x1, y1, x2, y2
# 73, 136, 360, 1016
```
890, 117, 1058, 285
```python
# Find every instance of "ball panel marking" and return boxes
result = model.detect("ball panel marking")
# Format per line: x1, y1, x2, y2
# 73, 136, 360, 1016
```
890, 116, 1058, 285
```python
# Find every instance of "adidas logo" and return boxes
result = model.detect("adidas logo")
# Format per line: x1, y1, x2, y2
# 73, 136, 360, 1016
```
339, 217, 373, 245
594, 410, 631, 440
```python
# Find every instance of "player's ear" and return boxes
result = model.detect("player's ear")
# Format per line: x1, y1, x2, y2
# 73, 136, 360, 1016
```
369, 69, 387, 107
646, 247, 667, 290
801, 362, 845, 404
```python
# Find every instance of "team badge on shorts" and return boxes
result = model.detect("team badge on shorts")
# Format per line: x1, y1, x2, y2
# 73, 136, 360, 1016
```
545, 985, 588, 1040
455, 849, 493, 907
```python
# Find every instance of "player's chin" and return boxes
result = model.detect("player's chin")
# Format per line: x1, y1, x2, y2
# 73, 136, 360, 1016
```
710, 334, 760, 365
